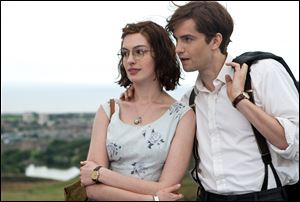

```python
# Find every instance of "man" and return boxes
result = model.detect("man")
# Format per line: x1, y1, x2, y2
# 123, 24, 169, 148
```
123, 1, 299, 201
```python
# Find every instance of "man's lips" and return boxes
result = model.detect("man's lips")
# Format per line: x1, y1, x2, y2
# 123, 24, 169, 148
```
180, 58, 190, 64
180, 57, 189, 61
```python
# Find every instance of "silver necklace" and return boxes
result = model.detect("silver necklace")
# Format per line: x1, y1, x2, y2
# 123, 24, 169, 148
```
133, 92, 163, 125
133, 102, 151, 125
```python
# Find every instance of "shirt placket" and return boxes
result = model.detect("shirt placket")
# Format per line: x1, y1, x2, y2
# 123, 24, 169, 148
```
208, 91, 225, 192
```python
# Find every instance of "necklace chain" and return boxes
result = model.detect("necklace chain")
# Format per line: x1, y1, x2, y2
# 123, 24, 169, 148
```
133, 102, 151, 125
133, 92, 163, 125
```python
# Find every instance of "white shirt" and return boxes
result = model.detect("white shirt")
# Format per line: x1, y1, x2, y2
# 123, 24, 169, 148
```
181, 55, 299, 195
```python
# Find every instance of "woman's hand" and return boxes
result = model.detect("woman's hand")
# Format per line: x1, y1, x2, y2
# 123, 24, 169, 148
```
80, 160, 99, 187
156, 184, 184, 201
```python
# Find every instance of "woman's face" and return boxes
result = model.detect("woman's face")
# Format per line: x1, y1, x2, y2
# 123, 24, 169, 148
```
121, 33, 156, 85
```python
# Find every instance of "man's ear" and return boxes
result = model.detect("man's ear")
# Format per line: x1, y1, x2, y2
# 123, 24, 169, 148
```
211, 32, 223, 50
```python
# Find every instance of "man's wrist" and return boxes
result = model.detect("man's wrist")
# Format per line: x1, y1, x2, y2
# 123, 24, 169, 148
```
232, 92, 250, 108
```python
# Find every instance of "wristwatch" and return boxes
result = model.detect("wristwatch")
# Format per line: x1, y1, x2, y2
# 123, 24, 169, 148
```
91, 165, 102, 183
232, 92, 250, 108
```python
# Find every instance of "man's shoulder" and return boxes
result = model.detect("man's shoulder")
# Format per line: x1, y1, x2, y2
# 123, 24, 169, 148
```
180, 87, 194, 105
250, 58, 285, 75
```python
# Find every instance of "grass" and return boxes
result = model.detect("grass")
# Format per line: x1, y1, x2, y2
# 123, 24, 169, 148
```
180, 174, 198, 201
1, 175, 198, 201
1, 177, 76, 201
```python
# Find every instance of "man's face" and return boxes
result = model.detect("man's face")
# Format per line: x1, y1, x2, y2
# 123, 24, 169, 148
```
173, 19, 213, 72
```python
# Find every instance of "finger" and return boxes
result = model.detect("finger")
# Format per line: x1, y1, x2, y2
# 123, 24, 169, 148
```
240, 63, 249, 79
226, 62, 241, 73
127, 88, 133, 100
80, 161, 87, 166
163, 184, 181, 193
225, 74, 232, 84
124, 91, 129, 101
170, 193, 184, 201
120, 92, 125, 101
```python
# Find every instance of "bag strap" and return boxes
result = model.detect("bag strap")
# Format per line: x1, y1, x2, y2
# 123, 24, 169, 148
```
233, 52, 286, 190
244, 70, 282, 190
109, 99, 115, 119
189, 89, 203, 189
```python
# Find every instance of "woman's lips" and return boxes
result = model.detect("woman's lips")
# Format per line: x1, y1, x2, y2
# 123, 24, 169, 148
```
128, 68, 141, 75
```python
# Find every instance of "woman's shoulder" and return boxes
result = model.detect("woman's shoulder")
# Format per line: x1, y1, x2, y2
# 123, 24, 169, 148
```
97, 98, 120, 119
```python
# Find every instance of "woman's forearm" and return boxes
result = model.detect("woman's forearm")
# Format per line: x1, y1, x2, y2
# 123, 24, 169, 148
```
98, 168, 166, 195
86, 183, 153, 201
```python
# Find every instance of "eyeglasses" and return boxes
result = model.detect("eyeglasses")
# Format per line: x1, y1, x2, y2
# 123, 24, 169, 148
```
118, 47, 152, 61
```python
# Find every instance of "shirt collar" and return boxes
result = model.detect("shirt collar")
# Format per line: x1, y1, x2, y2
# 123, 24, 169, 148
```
217, 54, 234, 84
195, 54, 234, 93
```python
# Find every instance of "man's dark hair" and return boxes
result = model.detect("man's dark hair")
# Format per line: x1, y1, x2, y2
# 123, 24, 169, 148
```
166, 1, 234, 55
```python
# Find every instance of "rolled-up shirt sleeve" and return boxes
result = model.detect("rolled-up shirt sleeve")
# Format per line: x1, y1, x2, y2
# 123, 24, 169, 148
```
270, 117, 299, 161
251, 59, 299, 161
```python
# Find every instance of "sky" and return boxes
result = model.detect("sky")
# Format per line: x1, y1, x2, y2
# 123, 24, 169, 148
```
1, 1, 299, 87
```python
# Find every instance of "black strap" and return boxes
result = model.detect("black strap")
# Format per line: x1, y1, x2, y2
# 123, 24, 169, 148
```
235, 52, 287, 190
189, 89, 202, 187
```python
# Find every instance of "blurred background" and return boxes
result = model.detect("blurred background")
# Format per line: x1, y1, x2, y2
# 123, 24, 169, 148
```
1, 1, 299, 200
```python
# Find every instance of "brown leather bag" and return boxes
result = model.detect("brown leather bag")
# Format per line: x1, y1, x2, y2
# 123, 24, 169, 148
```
64, 179, 88, 201
64, 99, 115, 201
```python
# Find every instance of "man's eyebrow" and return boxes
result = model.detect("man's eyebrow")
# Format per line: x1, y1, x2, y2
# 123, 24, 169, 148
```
179, 34, 195, 39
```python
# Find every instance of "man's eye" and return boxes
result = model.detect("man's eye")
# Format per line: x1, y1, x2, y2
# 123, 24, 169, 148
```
183, 37, 193, 42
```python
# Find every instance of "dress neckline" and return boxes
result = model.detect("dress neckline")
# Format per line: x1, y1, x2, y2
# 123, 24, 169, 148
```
115, 100, 179, 127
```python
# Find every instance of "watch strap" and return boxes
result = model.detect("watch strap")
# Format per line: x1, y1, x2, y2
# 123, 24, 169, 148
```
93, 165, 101, 171
232, 93, 247, 108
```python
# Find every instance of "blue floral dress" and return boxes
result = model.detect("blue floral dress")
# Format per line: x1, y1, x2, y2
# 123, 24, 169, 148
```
102, 99, 191, 181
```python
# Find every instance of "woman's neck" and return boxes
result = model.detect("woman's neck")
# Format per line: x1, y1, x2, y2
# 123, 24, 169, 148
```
132, 83, 163, 104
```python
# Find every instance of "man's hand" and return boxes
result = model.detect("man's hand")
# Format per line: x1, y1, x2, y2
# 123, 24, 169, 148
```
155, 184, 184, 201
225, 62, 248, 102
120, 85, 135, 101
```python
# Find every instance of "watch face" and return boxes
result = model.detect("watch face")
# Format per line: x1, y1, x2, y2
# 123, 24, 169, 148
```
242, 92, 250, 99
91, 171, 98, 180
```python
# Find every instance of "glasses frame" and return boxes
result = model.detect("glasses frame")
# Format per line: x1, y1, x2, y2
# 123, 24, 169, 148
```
118, 46, 152, 61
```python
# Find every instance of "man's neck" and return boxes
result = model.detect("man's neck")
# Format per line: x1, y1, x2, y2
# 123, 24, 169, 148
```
200, 53, 227, 91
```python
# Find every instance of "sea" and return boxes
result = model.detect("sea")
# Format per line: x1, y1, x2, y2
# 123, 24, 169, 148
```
1, 83, 192, 114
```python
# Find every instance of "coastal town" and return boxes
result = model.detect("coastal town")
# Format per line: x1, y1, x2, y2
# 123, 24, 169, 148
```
1, 112, 95, 178
1, 112, 94, 152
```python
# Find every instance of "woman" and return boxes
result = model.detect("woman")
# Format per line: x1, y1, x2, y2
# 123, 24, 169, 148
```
80, 21, 195, 201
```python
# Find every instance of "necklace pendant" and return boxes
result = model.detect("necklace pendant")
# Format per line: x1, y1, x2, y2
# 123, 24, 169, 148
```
134, 117, 142, 125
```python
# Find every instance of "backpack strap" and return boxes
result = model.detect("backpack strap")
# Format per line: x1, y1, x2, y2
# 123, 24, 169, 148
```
189, 89, 203, 189
109, 99, 115, 119
233, 51, 287, 190
245, 73, 282, 190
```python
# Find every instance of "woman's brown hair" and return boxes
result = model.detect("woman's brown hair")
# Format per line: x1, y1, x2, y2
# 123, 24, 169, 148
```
117, 21, 181, 91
